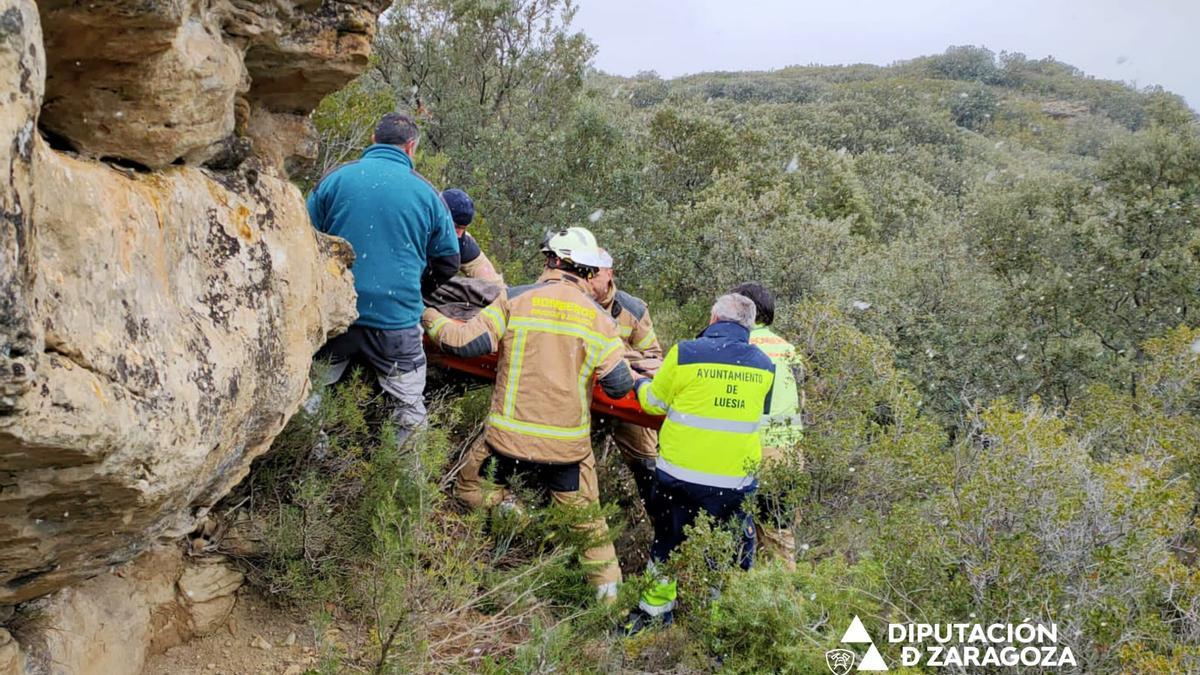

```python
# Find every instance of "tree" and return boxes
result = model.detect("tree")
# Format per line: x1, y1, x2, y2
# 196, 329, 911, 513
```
373, 0, 595, 161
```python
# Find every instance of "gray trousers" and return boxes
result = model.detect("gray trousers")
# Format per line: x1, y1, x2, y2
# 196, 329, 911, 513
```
316, 325, 428, 436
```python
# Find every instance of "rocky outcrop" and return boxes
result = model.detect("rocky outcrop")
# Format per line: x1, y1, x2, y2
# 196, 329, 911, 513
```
0, 0, 388, 609
6, 547, 245, 675
37, 0, 383, 172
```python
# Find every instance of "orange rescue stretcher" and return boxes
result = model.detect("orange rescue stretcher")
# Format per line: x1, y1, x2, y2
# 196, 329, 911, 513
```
423, 336, 664, 430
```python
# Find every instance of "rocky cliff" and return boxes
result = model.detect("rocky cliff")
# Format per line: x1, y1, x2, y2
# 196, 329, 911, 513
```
0, 0, 387, 613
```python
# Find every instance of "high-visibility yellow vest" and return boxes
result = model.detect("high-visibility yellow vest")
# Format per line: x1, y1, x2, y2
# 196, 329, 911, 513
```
636, 322, 775, 489
749, 325, 804, 448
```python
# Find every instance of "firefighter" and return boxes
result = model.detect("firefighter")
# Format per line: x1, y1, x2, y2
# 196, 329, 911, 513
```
626, 294, 776, 632
438, 187, 502, 510
588, 250, 663, 513
422, 226, 635, 598
734, 282, 805, 571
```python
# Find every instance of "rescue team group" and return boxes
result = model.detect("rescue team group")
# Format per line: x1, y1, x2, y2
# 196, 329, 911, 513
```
307, 113, 805, 633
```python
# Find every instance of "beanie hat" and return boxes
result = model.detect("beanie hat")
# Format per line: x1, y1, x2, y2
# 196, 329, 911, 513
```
441, 188, 475, 226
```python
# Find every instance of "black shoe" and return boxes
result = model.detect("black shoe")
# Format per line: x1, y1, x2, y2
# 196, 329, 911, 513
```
621, 608, 674, 636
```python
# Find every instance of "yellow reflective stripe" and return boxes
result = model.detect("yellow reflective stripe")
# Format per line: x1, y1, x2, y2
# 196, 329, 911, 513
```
427, 315, 452, 340
634, 330, 657, 351
619, 325, 633, 337
503, 329, 527, 417
481, 306, 507, 339
578, 341, 601, 421
508, 317, 609, 351
488, 413, 590, 440
501, 316, 618, 426
597, 336, 622, 363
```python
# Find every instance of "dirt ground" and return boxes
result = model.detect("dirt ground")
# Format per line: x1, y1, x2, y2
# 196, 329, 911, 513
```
143, 588, 347, 675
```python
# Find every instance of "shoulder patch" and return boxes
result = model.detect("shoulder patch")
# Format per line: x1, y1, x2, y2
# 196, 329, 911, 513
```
613, 290, 647, 321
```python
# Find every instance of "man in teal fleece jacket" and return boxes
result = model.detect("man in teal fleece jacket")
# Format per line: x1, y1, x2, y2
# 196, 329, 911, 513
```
307, 113, 460, 439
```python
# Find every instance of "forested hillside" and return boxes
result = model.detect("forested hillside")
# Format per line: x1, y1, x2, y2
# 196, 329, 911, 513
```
242, 2, 1200, 672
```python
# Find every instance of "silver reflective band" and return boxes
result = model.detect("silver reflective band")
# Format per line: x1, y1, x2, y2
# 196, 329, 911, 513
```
761, 413, 804, 427
641, 383, 668, 411
667, 410, 760, 434
656, 457, 755, 489
639, 598, 676, 616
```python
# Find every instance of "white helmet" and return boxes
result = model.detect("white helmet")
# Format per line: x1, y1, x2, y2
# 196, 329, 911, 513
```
541, 226, 607, 269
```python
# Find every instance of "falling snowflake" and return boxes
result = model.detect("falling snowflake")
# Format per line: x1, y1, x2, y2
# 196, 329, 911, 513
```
588, 209, 605, 223
785, 154, 799, 173
852, 300, 871, 311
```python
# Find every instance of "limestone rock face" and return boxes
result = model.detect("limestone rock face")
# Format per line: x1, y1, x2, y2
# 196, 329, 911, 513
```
0, 0, 41, 412
7, 547, 245, 675
0, 0, 382, 606
37, 0, 386, 171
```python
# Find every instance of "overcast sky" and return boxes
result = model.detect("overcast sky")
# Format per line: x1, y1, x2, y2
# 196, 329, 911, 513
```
574, 0, 1198, 110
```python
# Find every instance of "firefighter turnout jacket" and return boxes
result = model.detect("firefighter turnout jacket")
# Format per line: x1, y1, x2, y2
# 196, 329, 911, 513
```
635, 321, 776, 489
458, 231, 504, 283
599, 283, 663, 365
422, 269, 635, 464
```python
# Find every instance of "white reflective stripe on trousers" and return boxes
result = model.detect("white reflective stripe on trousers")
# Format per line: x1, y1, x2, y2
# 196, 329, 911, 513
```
639, 597, 676, 616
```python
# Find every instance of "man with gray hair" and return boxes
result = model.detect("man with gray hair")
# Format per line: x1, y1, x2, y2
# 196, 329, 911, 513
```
624, 293, 776, 634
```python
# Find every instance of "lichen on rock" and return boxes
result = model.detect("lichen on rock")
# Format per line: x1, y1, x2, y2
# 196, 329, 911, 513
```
0, 0, 388, 614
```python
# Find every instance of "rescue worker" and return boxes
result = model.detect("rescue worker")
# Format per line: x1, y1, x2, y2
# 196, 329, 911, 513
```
422, 227, 635, 598
307, 113, 459, 441
441, 188, 504, 283
589, 250, 663, 512
734, 282, 805, 571
626, 294, 775, 632
437, 187, 504, 509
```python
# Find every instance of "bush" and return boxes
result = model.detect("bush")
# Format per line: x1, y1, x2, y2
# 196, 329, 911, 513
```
224, 369, 625, 672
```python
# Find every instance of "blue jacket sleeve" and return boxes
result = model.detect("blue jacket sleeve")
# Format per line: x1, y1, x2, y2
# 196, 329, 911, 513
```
427, 197, 459, 258
420, 195, 462, 296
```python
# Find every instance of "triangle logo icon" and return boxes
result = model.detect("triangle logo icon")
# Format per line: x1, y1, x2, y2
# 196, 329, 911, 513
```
858, 644, 888, 671
841, 615, 872, 643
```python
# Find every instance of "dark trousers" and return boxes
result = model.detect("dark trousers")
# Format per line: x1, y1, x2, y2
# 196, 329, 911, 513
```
490, 452, 582, 498
648, 470, 756, 570
315, 325, 427, 433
